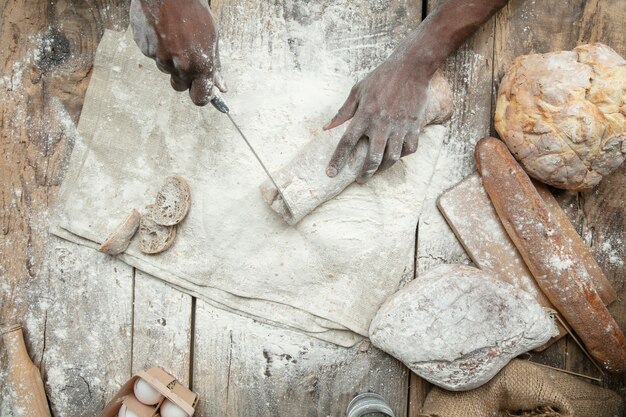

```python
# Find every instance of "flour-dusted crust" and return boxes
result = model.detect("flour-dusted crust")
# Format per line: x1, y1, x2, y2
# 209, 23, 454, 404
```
369, 264, 556, 391
98, 209, 140, 255
139, 206, 177, 255
152, 176, 191, 226
495, 43, 626, 190
475, 137, 626, 373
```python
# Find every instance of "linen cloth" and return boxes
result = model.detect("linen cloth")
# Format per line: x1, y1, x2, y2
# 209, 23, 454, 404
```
52, 28, 446, 346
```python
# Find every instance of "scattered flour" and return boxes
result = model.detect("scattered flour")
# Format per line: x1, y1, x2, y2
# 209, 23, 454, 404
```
548, 255, 574, 272
601, 238, 625, 267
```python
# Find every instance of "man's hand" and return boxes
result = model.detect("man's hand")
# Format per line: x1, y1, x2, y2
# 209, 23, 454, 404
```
324, 0, 510, 181
130, 0, 226, 105
324, 60, 431, 184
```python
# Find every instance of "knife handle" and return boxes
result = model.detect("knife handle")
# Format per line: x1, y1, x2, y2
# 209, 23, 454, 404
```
210, 95, 230, 113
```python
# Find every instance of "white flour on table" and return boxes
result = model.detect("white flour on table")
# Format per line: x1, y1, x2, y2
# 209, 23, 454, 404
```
52, 13, 446, 346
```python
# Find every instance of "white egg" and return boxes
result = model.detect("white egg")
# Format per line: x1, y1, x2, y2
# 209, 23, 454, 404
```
133, 378, 163, 405
160, 399, 189, 417
118, 404, 140, 417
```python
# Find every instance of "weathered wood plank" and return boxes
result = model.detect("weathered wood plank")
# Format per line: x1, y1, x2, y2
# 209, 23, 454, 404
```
198, 1, 426, 415
212, 0, 424, 75
416, 1, 497, 274
132, 271, 193, 385
493, 0, 626, 393
408, 1, 498, 414
0, 1, 133, 415
39, 242, 134, 416
193, 299, 408, 417
583, 163, 626, 390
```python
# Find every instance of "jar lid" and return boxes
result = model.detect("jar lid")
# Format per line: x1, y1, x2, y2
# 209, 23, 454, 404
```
346, 392, 395, 417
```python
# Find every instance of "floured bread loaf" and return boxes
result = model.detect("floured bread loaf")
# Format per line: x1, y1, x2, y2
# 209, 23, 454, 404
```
495, 43, 626, 190
369, 264, 556, 391
139, 206, 177, 254
475, 137, 626, 373
98, 209, 140, 255
152, 176, 191, 226
260, 70, 453, 225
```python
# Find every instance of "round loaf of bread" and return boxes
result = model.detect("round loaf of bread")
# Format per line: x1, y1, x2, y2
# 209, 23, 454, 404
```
369, 264, 556, 391
495, 44, 626, 190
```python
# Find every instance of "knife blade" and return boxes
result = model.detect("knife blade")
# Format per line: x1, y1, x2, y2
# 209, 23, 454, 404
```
210, 95, 295, 217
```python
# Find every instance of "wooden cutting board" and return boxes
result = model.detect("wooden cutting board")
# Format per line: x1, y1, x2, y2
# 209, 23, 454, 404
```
438, 174, 617, 350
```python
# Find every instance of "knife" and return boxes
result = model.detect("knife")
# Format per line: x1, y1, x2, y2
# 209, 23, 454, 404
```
210, 95, 295, 217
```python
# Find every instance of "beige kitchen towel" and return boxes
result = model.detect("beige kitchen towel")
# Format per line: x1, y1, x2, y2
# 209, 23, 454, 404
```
52, 24, 447, 346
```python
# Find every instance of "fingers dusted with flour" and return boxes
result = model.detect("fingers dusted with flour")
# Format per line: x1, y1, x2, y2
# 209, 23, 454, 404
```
324, 61, 430, 182
325, 0, 510, 180
130, 0, 227, 105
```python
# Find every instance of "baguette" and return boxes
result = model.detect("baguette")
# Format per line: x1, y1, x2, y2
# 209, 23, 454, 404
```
534, 183, 617, 305
475, 136, 626, 373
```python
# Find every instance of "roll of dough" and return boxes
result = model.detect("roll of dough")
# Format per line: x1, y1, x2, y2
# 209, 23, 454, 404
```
260, 70, 453, 225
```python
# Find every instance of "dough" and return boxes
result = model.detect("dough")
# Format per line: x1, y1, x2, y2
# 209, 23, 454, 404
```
369, 264, 556, 391
260, 71, 453, 225
495, 43, 626, 190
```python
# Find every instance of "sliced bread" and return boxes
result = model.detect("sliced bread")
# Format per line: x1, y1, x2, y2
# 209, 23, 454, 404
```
139, 206, 177, 254
98, 209, 140, 255
152, 176, 191, 226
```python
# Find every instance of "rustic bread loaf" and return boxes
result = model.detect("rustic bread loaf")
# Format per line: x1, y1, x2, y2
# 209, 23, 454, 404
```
534, 183, 616, 304
475, 136, 626, 373
369, 264, 556, 391
139, 206, 177, 254
494, 44, 626, 190
152, 176, 191, 226
98, 209, 140, 255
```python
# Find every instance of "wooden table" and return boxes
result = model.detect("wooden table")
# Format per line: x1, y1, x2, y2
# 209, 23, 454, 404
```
1, 1, 624, 416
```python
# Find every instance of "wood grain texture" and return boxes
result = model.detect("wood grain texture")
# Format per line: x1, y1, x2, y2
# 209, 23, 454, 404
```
193, 300, 408, 417
492, 0, 626, 394
212, 0, 423, 75
39, 242, 133, 416
0, 1, 133, 416
2, 0, 624, 415
409, 1, 497, 413
197, 1, 425, 416
132, 271, 192, 385
1, 324, 52, 417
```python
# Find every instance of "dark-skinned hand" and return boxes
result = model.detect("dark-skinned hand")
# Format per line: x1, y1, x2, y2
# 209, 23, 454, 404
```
324, 59, 431, 183
130, 0, 226, 105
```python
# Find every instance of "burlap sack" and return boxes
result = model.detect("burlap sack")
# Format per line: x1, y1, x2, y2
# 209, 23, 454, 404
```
421, 360, 623, 417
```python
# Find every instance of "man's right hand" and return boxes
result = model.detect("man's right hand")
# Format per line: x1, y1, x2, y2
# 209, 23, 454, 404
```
130, 0, 227, 106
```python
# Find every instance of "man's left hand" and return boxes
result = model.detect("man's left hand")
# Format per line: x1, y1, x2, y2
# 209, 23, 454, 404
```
324, 60, 431, 183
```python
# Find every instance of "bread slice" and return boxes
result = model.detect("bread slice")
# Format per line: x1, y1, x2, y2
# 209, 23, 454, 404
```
98, 209, 140, 255
139, 206, 177, 254
152, 176, 191, 226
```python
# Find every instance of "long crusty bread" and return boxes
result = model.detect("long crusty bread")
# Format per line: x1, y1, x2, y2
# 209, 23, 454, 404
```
534, 184, 617, 304
475, 136, 626, 373
98, 209, 140, 255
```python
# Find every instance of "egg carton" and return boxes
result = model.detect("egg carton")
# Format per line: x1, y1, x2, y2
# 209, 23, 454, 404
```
99, 367, 198, 417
